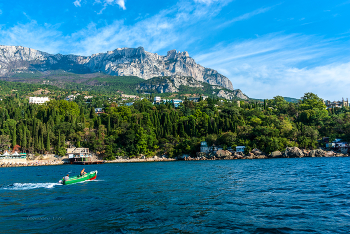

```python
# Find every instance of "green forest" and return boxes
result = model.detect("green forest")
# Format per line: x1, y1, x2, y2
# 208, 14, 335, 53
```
0, 80, 349, 159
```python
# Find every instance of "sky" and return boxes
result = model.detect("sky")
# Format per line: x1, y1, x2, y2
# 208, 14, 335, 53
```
0, 0, 350, 100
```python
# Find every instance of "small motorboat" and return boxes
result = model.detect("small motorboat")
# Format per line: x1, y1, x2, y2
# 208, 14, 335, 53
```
59, 170, 98, 185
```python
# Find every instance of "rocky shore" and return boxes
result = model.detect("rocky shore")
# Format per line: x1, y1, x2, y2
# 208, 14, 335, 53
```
0, 160, 65, 167
1, 147, 347, 167
105, 156, 177, 164
185, 147, 348, 161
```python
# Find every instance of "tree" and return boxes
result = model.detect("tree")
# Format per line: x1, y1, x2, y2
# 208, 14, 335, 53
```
46, 130, 50, 152
0, 135, 11, 151
12, 125, 17, 147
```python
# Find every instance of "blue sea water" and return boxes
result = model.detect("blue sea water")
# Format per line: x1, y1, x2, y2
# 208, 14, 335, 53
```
0, 158, 350, 233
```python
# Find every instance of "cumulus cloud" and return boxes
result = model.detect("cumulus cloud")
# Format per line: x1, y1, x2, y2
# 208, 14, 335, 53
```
194, 34, 350, 100
116, 0, 126, 10
73, 0, 82, 7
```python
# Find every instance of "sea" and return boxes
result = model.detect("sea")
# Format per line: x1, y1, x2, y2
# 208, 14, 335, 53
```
0, 157, 350, 233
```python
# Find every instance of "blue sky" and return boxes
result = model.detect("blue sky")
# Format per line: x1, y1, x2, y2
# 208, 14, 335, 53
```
0, 0, 350, 100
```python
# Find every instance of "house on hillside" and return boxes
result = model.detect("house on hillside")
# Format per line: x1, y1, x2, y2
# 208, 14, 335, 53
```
94, 108, 104, 116
29, 97, 50, 104
172, 99, 183, 108
324, 98, 349, 109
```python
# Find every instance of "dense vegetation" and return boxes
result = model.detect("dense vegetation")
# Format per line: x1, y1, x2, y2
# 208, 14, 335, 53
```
0, 86, 349, 159
2, 71, 243, 99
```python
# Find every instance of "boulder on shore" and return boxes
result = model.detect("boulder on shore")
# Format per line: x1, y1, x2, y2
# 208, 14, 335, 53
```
285, 147, 304, 158
269, 151, 283, 158
215, 150, 232, 158
251, 148, 264, 156
309, 149, 325, 157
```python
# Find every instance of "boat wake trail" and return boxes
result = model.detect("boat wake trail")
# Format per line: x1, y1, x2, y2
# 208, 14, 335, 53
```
1, 183, 62, 190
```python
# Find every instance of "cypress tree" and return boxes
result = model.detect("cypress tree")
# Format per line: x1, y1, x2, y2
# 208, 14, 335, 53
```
58, 131, 61, 149
46, 130, 50, 152
90, 107, 96, 119
22, 126, 27, 150
107, 116, 111, 134
12, 125, 17, 147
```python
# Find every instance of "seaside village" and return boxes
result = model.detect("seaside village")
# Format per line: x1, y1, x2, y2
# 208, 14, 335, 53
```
1, 95, 349, 167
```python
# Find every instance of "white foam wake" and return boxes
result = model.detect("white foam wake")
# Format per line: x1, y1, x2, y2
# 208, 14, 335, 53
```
2, 183, 62, 190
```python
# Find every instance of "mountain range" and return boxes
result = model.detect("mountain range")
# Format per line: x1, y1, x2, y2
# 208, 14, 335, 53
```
0, 45, 247, 99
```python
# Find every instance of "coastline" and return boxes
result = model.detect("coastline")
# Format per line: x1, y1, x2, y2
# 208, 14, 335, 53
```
1, 153, 348, 168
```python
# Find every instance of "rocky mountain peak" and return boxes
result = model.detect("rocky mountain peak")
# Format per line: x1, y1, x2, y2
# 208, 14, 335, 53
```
0, 45, 234, 90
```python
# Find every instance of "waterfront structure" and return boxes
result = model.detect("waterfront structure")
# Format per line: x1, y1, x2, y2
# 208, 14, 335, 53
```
236, 146, 246, 153
325, 138, 349, 153
324, 98, 349, 109
29, 97, 50, 104
200, 141, 209, 153
0, 151, 26, 159
66, 148, 90, 158
66, 148, 91, 163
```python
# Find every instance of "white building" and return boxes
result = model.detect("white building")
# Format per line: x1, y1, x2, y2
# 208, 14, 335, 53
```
236, 146, 246, 153
122, 94, 138, 99
154, 96, 161, 103
29, 97, 50, 104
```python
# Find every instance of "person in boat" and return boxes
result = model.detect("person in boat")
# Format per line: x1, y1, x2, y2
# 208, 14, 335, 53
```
80, 168, 87, 176
64, 174, 69, 181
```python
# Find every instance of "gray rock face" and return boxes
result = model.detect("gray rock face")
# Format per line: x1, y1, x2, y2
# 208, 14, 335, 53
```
215, 89, 248, 100
269, 151, 282, 158
215, 150, 232, 158
0, 45, 233, 90
137, 76, 204, 93
309, 149, 325, 157
137, 75, 247, 99
285, 147, 304, 158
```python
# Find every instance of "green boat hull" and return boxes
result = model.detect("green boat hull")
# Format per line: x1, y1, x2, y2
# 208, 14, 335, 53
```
62, 170, 98, 185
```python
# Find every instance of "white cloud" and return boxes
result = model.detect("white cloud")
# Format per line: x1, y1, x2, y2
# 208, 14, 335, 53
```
96, 0, 126, 11
70, 1, 224, 55
0, 21, 64, 54
74, 0, 126, 10
116, 0, 126, 10
194, 0, 218, 4
73, 0, 82, 7
0, 0, 219, 56
194, 34, 350, 100
218, 7, 272, 28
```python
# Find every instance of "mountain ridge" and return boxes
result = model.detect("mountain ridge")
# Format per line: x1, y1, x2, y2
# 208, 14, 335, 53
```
0, 45, 233, 90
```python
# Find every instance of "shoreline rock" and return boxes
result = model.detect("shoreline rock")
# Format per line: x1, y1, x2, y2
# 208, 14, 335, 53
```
1, 147, 348, 167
